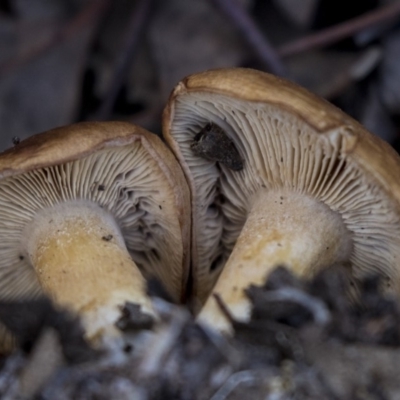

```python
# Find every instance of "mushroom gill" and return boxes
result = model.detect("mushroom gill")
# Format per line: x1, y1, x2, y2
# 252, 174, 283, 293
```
0, 121, 190, 348
163, 69, 400, 328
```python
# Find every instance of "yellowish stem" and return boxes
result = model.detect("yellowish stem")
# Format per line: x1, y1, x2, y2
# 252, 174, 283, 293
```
24, 201, 153, 342
198, 190, 352, 332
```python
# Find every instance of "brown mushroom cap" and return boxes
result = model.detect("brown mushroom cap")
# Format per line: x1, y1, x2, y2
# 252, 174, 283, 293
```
0, 121, 190, 348
163, 68, 400, 323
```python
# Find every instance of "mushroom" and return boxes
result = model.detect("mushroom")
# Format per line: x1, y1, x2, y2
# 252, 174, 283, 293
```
0, 121, 190, 347
162, 68, 400, 331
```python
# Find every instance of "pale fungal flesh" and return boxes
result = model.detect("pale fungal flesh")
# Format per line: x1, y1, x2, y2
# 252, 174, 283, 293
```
24, 200, 154, 340
0, 123, 190, 348
163, 69, 400, 331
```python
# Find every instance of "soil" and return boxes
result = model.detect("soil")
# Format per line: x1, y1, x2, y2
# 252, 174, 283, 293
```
1, 267, 400, 399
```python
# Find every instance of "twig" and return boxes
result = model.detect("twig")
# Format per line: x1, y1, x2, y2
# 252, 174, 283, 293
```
213, 293, 237, 325
209, 0, 286, 76
0, 0, 111, 76
256, 287, 331, 326
93, 0, 154, 120
210, 370, 266, 400
279, 1, 400, 57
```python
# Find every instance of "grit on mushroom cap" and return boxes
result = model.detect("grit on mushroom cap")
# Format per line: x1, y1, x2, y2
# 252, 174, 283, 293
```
163, 68, 400, 307
0, 121, 190, 347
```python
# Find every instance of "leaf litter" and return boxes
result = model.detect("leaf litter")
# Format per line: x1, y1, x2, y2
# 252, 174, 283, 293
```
0, 266, 399, 399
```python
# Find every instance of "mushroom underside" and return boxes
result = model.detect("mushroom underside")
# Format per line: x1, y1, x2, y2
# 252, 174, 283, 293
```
0, 143, 184, 304
171, 93, 400, 303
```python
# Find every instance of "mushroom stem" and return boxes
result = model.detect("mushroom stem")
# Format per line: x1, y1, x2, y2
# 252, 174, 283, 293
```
198, 189, 352, 332
23, 201, 153, 342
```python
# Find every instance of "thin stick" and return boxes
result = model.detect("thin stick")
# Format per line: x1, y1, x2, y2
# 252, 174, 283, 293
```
0, 0, 111, 76
209, 0, 286, 76
210, 370, 265, 400
257, 287, 331, 325
213, 293, 237, 325
279, 1, 400, 57
93, 0, 154, 120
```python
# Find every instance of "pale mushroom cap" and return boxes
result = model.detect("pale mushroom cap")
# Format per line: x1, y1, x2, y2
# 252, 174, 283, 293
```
163, 68, 400, 306
0, 121, 190, 326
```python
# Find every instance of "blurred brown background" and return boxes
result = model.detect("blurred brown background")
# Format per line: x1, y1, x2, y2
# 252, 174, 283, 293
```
1, 0, 400, 152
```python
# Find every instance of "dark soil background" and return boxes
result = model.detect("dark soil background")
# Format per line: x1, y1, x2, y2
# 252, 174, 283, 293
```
2, 0, 400, 399
2, 0, 400, 152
